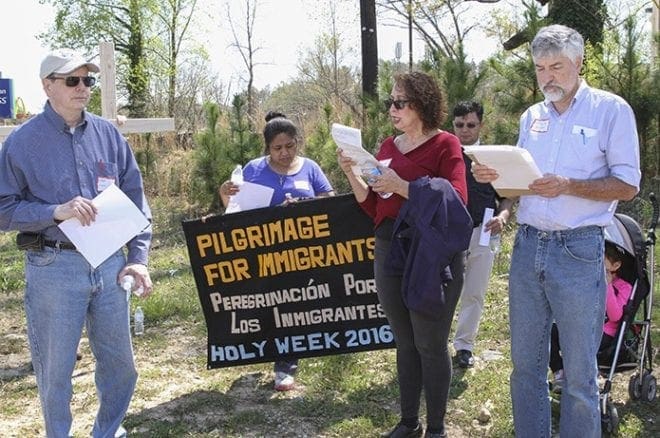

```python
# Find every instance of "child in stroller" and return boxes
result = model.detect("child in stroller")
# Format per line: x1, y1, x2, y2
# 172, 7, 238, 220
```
549, 241, 635, 391
547, 194, 658, 434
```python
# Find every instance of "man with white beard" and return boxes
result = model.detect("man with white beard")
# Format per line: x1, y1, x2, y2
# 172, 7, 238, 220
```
472, 25, 640, 437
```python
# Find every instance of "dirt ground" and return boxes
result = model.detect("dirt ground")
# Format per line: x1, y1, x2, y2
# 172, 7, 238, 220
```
2, 293, 659, 437
1, 332, 455, 437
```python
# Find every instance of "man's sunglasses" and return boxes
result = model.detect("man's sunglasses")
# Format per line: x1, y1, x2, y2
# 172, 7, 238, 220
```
453, 122, 478, 129
384, 98, 410, 111
49, 76, 97, 88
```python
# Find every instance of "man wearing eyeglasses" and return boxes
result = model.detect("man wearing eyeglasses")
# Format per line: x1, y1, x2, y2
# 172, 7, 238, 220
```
451, 101, 514, 369
473, 26, 641, 437
0, 49, 153, 438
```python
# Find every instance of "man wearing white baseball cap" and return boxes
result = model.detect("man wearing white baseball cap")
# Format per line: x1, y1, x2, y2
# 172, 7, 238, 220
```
0, 49, 153, 437
39, 49, 101, 79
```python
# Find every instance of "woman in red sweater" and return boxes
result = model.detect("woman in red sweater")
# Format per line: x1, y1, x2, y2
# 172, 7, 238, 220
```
337, 71, 467, 438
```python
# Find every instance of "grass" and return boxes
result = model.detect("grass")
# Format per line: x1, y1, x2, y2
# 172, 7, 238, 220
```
1, 195, 659, 437
0, 233, 24, 293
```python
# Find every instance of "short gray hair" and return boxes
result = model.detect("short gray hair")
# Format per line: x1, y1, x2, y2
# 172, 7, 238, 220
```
531, 25, 584, 63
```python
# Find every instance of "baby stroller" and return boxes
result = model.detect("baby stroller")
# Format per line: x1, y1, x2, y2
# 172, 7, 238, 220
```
599, 193, 658, 434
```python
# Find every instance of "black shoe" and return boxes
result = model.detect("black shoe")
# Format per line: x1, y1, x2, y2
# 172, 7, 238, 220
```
456, 349, 474, 368
380, 422, 423, 438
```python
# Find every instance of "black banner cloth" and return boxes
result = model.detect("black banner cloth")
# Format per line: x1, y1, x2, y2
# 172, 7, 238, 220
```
182, 194, 395, 369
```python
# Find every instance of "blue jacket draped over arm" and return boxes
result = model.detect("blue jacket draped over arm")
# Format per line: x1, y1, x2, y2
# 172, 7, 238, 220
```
385, 177, 473, 317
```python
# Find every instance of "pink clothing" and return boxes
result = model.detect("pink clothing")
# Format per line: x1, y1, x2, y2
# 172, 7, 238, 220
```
603, 276, 633, 337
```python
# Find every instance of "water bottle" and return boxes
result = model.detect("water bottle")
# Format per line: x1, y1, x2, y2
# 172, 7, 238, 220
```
134, 306, 144, 336
363, 167, 393, 199
231, 164, 244, 185
121, 275, 133, 292
121, 275, 143, 297
489, 233, 501, 254
226, 165, 244, 213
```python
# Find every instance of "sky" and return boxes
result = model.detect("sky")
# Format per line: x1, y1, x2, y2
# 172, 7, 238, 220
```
1, 0, 510, 114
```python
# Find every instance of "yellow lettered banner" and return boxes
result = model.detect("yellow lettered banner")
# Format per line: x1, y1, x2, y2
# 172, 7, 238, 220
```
182, 194, 394, 369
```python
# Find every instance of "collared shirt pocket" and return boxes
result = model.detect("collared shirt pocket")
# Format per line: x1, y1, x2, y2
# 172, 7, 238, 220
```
565, 124, 605, 178
96, 160, 118, 192
571, 124, 598, 147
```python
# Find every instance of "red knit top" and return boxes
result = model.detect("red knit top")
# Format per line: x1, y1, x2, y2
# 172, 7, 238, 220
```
359, 131, 467, 228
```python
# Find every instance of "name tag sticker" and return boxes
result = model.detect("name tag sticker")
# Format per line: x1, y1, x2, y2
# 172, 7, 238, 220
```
97, 177, 115, 192
294, 180, 311, 191
531, 119, 549, 133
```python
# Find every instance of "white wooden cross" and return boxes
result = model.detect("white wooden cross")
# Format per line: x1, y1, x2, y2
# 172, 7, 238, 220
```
0, 42, 175, 141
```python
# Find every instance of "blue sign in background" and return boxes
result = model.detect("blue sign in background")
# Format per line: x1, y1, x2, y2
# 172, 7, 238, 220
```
0, 78, 14, 118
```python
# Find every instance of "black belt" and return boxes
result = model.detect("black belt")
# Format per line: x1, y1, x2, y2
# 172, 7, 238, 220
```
43, 239, 77, 250
17, 232, 76, 251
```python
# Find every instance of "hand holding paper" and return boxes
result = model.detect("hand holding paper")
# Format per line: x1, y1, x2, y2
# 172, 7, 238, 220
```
471, 162, 500, 184
331, 123, 380, 171
58, 183, 150, 268
331, 123, 391, 184
527, 173, 572, 198
53, 196, 98, 226
463, 145, 543, 197
224, 181, 275, 214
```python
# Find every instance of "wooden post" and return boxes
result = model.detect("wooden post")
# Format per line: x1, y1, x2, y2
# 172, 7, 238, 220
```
100, 41, 118, 120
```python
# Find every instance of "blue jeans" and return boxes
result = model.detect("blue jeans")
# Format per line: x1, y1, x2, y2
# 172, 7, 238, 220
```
509, 225, 605, 438
24, 247, 137, 438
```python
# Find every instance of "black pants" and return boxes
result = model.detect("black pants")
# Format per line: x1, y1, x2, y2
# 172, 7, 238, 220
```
374, 236, 465, 430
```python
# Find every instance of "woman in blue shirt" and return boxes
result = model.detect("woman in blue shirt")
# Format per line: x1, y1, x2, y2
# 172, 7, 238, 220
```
219, 111, 334, 390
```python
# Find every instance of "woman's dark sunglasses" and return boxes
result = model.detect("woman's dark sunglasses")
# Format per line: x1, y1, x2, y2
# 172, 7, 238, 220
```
50, 76, 97, 88
384, 98, 410, 111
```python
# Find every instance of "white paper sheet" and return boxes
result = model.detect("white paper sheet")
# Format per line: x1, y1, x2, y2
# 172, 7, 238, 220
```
58, 183, 150, 268
479, 208, 494, 247
224, 181, 275, 213
331, 123, 382, 177
463, 145, 543, 196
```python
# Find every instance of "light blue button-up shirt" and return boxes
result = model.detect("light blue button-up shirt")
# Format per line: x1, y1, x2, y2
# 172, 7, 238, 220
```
0, 101, 152, 265
516, 80, 641, 231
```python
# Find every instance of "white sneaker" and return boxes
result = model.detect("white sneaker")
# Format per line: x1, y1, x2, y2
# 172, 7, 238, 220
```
274, 371, 295, 391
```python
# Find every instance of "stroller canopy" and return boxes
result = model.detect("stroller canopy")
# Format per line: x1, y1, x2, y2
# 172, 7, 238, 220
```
603, 212, 651, 319
604, 214, 639, 257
